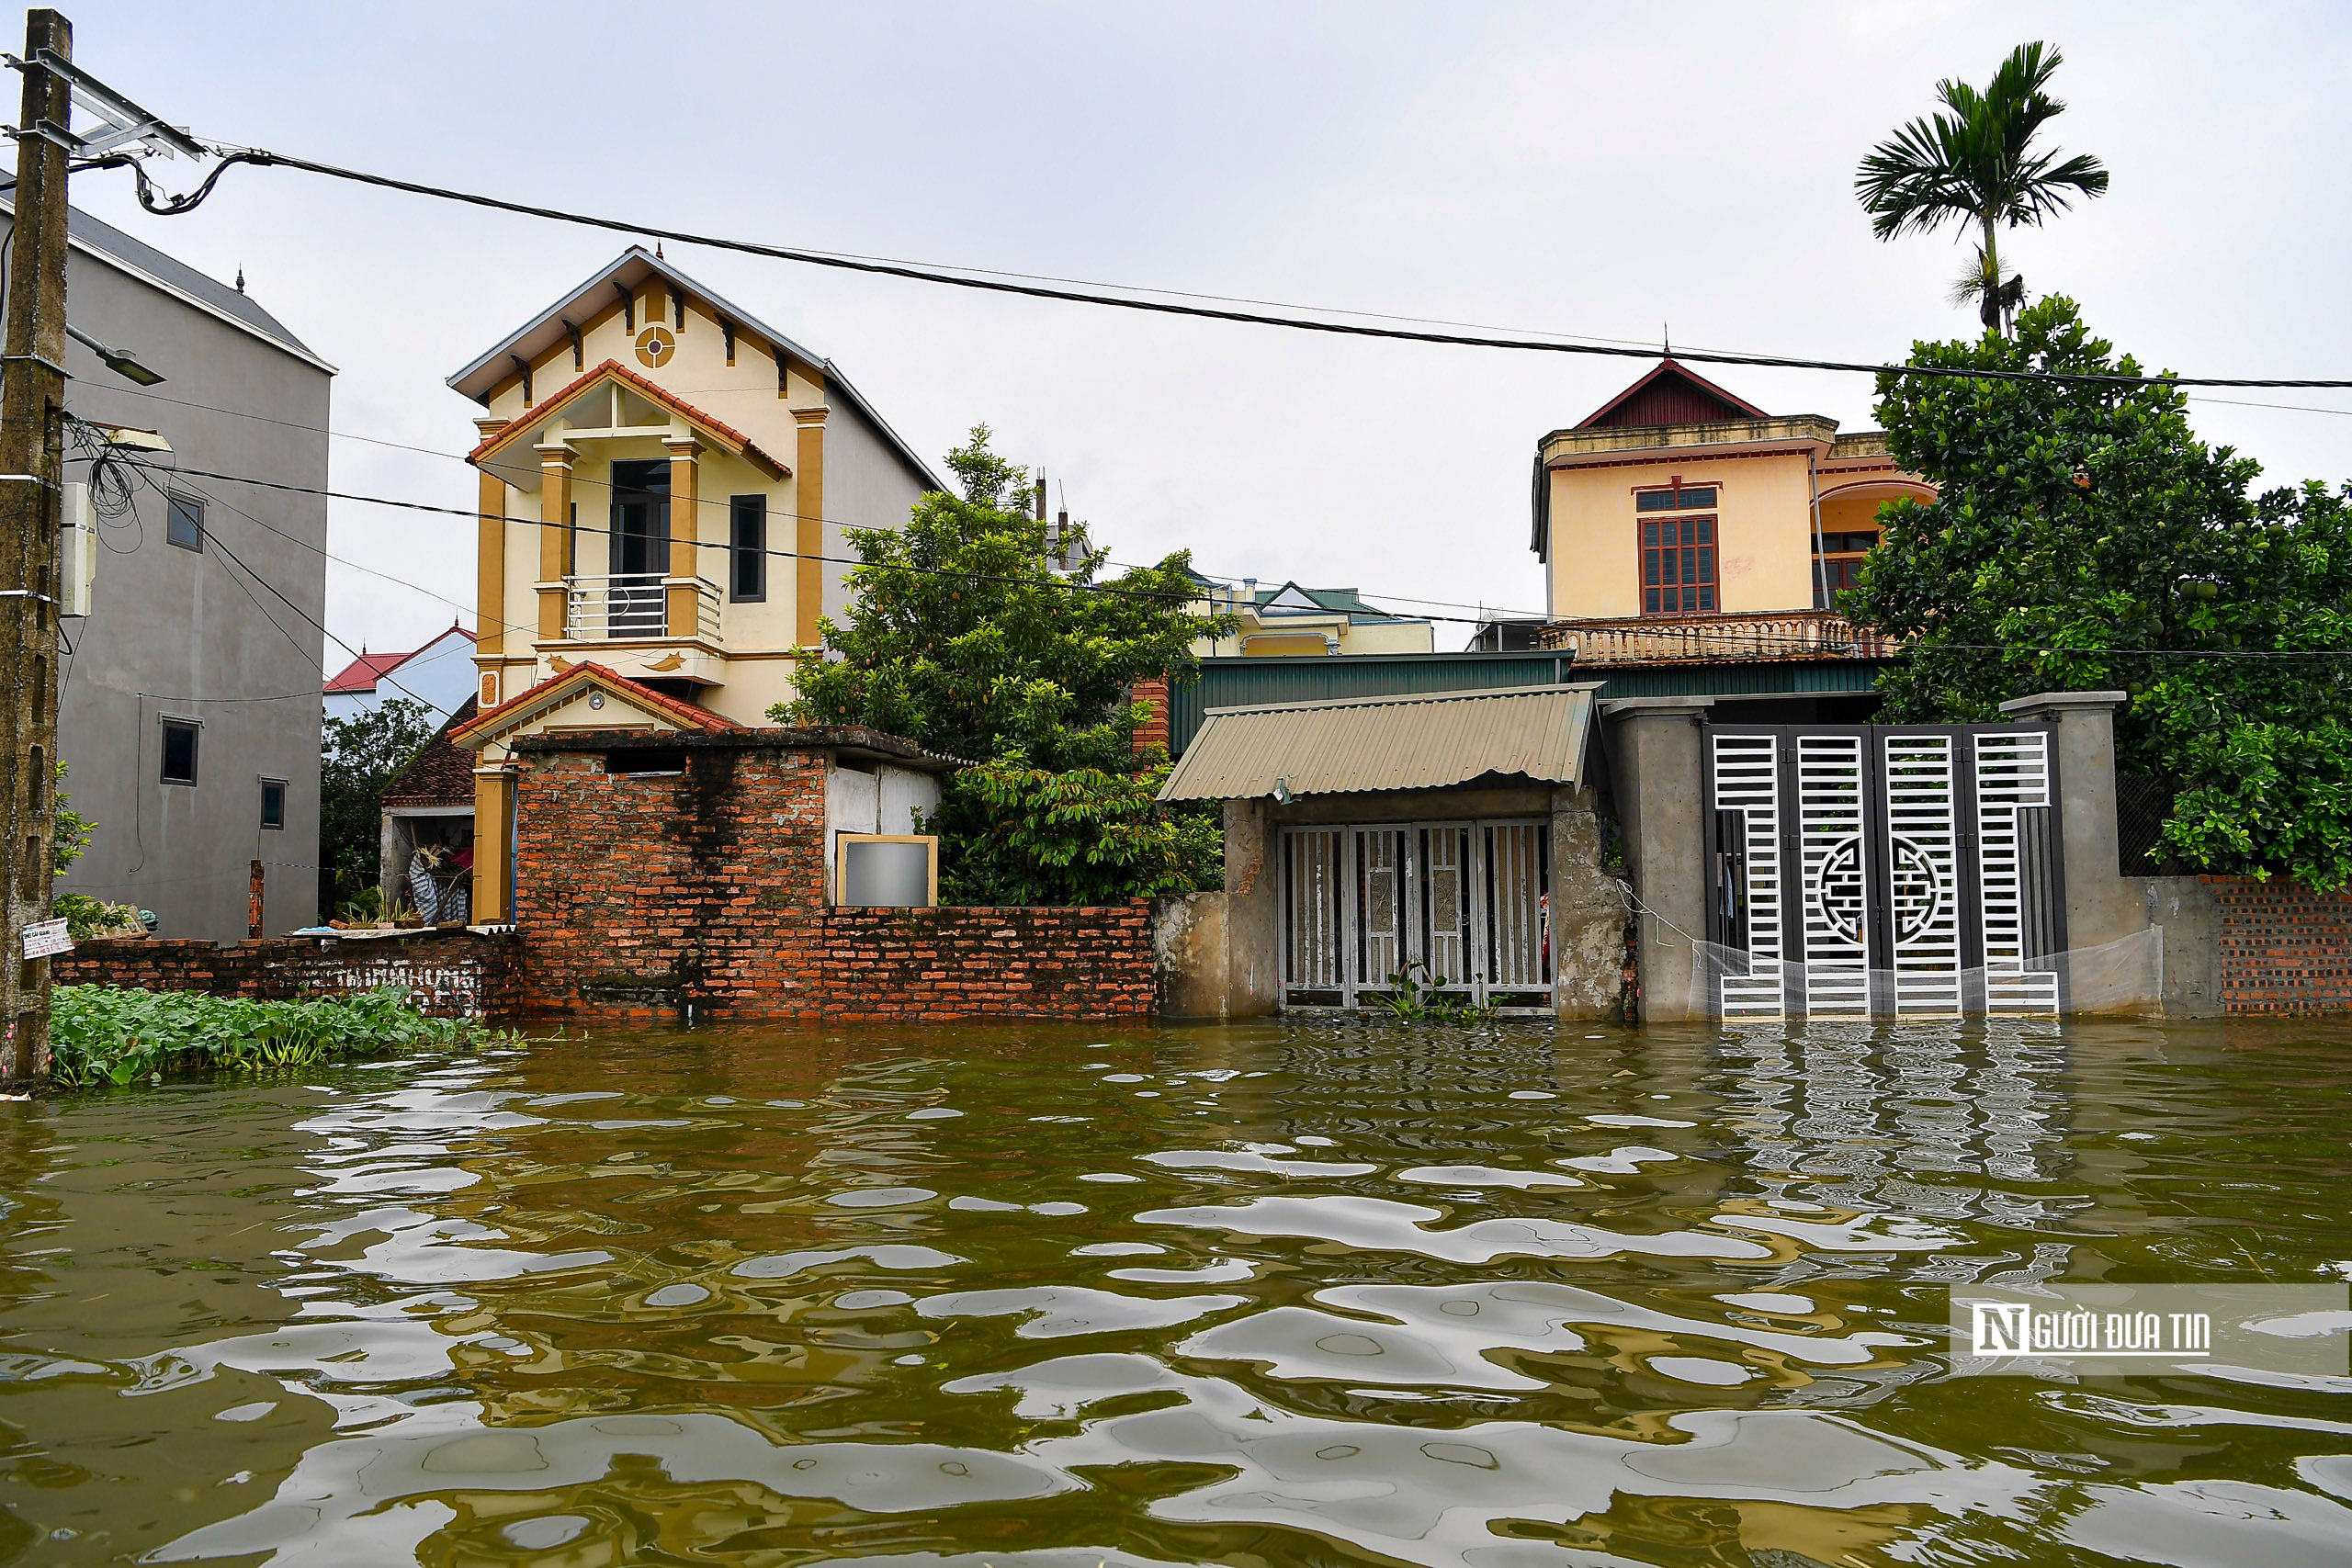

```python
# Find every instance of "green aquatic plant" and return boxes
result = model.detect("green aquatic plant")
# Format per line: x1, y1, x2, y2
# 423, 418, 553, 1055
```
49, 985, 507, 1089
1379, 962, 1499, 1025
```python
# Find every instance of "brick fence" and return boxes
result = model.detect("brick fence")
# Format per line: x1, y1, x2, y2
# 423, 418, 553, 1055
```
2211, 879, 2352, 1015
52, 929, 518, 1019
508, 734, 1155, 1021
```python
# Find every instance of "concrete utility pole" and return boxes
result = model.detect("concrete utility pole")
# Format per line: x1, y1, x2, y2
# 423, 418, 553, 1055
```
0, 11, 73, 1083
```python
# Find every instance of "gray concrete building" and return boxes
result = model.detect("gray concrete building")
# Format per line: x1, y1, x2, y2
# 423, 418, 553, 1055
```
1, 194, 334, 940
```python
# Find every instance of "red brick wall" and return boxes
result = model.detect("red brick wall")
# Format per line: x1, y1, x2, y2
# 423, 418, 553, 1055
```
2212, 878, 2352, 1015
510, 742, 1154, 1021
1131, 674, 1170, 755
51, 931, 515, 1019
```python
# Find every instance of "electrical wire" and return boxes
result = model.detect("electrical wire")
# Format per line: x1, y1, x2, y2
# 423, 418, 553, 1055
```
107, 450, 2352, 661
89, 143, 2352, 391
113, 457, 459, 715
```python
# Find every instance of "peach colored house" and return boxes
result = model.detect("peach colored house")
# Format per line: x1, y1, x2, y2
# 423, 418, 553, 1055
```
447, 248, 941, 921
1532, 359, 1930, 667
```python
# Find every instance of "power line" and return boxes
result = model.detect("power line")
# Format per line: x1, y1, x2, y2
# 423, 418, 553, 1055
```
97, 144, 2352, 391
107, 452, 2352, 662
114, 457, 458, 714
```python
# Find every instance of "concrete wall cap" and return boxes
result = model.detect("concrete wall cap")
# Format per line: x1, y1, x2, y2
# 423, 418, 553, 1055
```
1997, 690, 2129, 716
1600, 695, 1717, 718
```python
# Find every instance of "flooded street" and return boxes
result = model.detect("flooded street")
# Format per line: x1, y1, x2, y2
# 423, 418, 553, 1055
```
1, 1018, 2347, 1566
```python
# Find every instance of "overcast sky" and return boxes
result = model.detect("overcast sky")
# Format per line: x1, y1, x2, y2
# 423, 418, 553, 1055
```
57, 1, 2352, 663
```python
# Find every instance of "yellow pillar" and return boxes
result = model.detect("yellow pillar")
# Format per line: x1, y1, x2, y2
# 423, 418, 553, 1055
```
472, 420, 507, 660
663, 436, 702, 637
792, 401, 829, 648
470, 765, 515, 925
537, 445, 573, 641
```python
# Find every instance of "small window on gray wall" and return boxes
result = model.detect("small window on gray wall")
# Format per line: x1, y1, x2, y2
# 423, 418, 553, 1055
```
167, 493, 205, 551
259, 778, 287, 829
730, 494, 765, 602
160, 719, 199, 784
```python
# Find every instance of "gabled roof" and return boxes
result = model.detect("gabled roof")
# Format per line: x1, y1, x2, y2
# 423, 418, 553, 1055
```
1576, 357, 1769, 430
0, 188, 332, 371
1188, 570, 1425, 626
323, 624, 478, 694
447, 246, 941, 490
468, 359, 787, 477
450, 661, 743, 751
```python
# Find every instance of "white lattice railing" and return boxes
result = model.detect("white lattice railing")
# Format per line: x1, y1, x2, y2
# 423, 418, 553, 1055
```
562, 573, 721, 641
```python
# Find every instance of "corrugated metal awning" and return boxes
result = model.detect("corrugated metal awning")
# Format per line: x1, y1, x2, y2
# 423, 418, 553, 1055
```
1159, 683, 1600, 802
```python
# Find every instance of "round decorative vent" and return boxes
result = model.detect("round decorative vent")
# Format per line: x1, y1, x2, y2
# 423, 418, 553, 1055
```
634, 324, 676, 368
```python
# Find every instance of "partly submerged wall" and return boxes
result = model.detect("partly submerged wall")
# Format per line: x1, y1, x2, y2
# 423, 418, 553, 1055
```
2209, 879, 2352, 1016
511, 741, 1151, 1021
51, 929, 516, 1019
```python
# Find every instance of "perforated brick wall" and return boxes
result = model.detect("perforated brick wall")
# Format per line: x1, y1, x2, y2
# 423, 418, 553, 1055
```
2211, 878, 2352, 1015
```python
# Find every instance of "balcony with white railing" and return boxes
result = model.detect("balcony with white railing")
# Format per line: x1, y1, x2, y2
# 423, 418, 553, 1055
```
561, 573, 723, 643
1538, 609, 1898, 666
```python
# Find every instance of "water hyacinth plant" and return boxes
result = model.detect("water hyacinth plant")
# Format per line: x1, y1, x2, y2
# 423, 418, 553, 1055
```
50, 985, 505, 1089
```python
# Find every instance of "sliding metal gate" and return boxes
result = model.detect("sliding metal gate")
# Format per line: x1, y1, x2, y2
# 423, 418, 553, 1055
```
1280, 820, 1552, 1012
1704, 725, 2065, 1019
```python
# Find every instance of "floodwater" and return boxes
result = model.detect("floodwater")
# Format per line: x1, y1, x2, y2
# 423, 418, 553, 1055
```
2, 1019, 2348, 1567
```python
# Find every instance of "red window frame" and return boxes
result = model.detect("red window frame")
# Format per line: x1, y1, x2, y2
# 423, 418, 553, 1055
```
1812, 529, 1878, 609
1639, 512, 1718, 615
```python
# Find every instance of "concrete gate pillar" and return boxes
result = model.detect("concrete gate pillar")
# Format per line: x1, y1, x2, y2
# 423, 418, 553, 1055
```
1221, 797, 1282, 1018
1600, 696, 1714, 1023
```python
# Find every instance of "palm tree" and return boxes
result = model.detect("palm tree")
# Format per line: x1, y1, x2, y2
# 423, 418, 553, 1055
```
1857, 41, 2109, 335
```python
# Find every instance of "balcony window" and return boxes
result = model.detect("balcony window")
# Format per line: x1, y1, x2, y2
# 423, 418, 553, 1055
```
1814, 529, 1878, 608
1641, 514, 1716, 614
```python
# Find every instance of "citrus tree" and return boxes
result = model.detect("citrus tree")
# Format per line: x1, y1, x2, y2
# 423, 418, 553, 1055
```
1846, 297, 2352, 887
779, 427, 1234, 904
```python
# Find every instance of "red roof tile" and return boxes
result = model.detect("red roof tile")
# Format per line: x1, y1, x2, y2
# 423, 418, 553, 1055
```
468, 359, 788, 476
381, 699, 481, 807
323, 650, 407, 695
449, 661, 743, 749
322, 624, 479, 695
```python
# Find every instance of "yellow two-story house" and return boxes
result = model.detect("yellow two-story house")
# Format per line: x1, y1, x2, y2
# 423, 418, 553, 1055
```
445, 247, 939, 920
1532, 358, 1930, 666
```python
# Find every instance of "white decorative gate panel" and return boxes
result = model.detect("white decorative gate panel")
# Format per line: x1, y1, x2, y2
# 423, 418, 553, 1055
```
1278, 819, 1552, 1011
1704, 725, 2064, 1019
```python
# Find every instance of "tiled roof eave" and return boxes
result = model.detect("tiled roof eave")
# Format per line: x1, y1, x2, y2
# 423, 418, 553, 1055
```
467, 359, 788, 477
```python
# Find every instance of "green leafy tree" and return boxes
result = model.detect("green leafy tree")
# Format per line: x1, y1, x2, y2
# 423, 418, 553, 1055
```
1857, 40, 2109, 334
320, 697, 436, 905
54, 761, 89, 875
778, 426, 1234, 904
1847, 296, 2352, 887
941, 761, 1226, 907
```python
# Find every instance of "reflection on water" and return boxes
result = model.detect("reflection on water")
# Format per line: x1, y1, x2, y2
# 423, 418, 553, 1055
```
1, 1018, 2348, 1565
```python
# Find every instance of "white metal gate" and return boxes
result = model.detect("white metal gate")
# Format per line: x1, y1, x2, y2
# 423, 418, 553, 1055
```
1705, 725, 2064, 1019
1279, 820, 1552, 1012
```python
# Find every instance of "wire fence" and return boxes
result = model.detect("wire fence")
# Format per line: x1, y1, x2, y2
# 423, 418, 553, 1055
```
2116, 773, 2199, 876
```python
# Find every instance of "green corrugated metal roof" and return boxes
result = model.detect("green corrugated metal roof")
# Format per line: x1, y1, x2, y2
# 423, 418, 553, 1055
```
1163, 652, 1886, 754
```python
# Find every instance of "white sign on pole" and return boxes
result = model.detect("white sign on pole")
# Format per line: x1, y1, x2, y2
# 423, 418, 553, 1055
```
22, 918, 72, 960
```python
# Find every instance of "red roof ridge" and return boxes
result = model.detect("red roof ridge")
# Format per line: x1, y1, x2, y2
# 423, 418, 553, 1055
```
450, 660, 744, 748
468, 358, 787, 475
